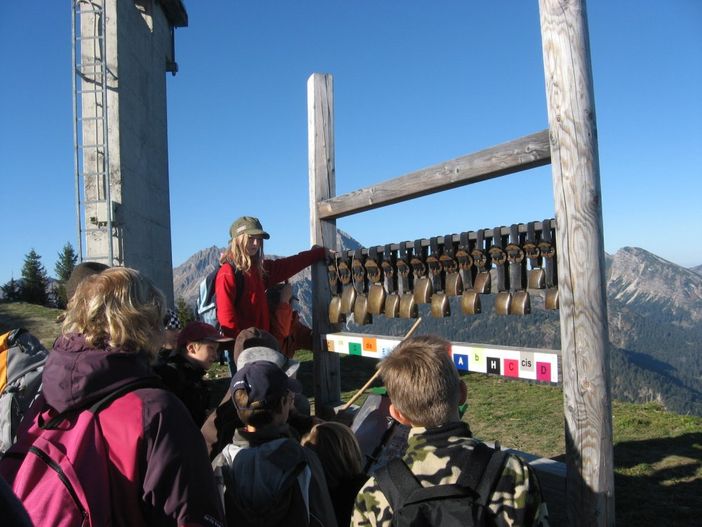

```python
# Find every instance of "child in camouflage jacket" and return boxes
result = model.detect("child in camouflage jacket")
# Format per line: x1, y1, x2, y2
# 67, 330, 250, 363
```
351, 335, 549, 527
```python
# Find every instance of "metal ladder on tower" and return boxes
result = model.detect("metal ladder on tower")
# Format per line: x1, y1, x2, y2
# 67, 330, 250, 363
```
72, 0, 115, 266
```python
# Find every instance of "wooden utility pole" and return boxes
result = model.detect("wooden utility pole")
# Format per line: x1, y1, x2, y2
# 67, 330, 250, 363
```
539, 0, 614, 524
307, 73, 341, 410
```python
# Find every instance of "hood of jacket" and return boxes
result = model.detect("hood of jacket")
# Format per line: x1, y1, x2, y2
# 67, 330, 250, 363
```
42, 333, 159, 413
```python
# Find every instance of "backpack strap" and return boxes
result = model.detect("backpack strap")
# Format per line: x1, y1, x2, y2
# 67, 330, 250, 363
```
233, 265, 244, 307
40, 378, 163, 430
374, 457, 422, 512
469, 446, 510, 526
219, 261, 245, 307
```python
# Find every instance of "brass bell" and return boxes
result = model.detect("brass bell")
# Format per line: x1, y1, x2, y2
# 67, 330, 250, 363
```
328, 296, 345, 324
385, 293, 400, 318
367, 283, 386, 315
545, 288, 559, 310
528, 268, 545, 290
353, 294, 372, 325
445, 272, 463, 297
413, 277, 432, 304
431, 292, 450, 318
473, 272, 491, 294
495, 291, 512, 316
399, 293, 418, 319
510, 291, 531, 315
461, 290, 481, 315
340, 286, 356, 315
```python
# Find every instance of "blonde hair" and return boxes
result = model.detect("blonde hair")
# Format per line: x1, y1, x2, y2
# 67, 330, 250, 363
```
222, 233, 265, 274
62, 267, 165, 356
302, 422, 364, 486
379, 335, 461, 428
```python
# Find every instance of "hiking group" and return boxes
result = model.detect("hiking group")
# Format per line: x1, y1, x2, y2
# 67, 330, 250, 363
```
0, 215, 549, 527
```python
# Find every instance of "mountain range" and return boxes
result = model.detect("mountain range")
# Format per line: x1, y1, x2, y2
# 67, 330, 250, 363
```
173, 235, 702, 416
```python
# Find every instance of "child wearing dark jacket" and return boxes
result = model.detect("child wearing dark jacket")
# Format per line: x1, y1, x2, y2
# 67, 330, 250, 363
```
211, 360, 337, 527
155, 321, 233, 427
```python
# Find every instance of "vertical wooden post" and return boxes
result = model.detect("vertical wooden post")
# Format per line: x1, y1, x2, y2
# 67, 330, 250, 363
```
538, 1, 614, 525
308, 73, 342, 410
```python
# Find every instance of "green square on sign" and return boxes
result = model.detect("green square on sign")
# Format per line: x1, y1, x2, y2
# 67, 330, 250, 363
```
349, 342, 362, 356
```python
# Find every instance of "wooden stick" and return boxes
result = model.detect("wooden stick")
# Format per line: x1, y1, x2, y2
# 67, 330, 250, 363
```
341, 317, 422, 411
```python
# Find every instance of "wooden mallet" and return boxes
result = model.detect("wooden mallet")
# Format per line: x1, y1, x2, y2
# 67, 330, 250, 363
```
341, 317, 423, 411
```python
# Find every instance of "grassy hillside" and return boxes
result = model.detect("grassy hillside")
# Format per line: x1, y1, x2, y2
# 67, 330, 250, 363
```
2, 301, 700, 524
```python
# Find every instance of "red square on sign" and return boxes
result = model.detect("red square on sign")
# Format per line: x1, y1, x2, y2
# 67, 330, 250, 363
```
536, 362, 552, 382
504, 359, 519, 378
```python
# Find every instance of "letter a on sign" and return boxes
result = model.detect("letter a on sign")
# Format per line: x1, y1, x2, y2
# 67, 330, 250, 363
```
453, 353, 469, 372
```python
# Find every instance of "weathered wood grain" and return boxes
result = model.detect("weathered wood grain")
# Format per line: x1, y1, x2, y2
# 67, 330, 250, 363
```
307, 73, 342, 409
539, 0, 614, 525
317, 130, 551, 220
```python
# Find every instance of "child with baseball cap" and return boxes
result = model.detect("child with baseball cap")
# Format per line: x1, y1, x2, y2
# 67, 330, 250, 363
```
155, 321, 233, 426
212, 360, 338, 527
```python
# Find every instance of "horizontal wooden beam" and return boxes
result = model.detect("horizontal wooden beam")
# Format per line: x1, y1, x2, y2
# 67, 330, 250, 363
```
317, 129, 551, 220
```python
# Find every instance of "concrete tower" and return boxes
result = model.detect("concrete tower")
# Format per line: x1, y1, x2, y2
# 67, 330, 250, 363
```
74, 0, 187, 303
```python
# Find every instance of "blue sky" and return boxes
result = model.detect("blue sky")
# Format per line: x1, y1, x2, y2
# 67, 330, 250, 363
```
1, 1, 700, 286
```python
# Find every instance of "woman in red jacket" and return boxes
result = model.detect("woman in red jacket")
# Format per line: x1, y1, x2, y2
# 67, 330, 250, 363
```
215, 216, 326, 344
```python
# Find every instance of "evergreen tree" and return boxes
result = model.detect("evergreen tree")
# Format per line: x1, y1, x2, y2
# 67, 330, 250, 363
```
54, 242, 78, 308
19, 249, 49, 306
55, 242, 78, 282
176, 296, 195, 325
1, 278, 21, 302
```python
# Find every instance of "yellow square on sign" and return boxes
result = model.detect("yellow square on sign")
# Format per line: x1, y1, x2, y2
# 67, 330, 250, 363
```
326, 339, 335, 352
362, 337, 377, 352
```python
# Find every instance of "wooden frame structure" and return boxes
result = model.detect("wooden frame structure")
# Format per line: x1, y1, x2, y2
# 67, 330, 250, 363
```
308, 1, 613, 525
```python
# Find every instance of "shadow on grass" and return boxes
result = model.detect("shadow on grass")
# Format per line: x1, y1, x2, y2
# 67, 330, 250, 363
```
551, 432, 702, 524
613, 432, 701, 524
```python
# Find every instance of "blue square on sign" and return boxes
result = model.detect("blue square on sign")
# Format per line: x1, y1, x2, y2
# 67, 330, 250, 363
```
453, 353, 469, 372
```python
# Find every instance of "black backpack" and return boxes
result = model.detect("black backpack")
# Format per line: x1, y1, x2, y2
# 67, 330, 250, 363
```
374, 442, 508, 527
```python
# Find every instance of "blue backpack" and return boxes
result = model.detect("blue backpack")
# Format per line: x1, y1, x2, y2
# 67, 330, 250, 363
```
197, 262, 244, 327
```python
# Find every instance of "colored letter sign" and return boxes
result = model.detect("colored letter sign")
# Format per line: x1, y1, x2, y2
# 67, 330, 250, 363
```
349, 342, 362, 356
326, 338, 335, 352
536, 361, 552, 382
487, 356, 501, 375
362, 338, 377, 353
453, 353, 469, 372
504, 358, 519, 378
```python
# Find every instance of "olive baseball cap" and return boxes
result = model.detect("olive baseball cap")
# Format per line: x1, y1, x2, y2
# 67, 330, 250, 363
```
229, 216, 270, 241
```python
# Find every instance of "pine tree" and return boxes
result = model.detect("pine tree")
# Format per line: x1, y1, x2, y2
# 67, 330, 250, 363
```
19, 249, 49, 306
1, 278, 21, 302
55, 242, 78, 282
176, 296, 195, 325
54, 242, 78, 308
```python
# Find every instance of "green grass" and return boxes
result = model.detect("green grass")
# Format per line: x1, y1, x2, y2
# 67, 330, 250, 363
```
2, 301, 700, 524
0, 302, 63, 347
